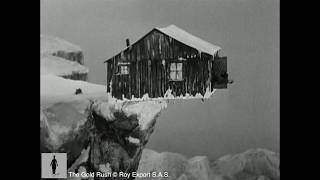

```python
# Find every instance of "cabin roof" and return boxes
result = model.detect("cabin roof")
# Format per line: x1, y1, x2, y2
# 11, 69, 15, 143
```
104, 24, 221, 63
155, 25, 221, 56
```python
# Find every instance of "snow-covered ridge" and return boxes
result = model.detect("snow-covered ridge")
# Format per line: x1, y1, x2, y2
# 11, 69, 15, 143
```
41, 54, 89, 76
41, 34, 82, 55
137, 148, 280, 180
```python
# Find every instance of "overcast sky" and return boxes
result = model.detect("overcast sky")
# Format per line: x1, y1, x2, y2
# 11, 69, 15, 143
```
41, 0, 279, 158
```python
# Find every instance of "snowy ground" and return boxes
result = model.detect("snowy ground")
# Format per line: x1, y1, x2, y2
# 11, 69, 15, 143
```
40, 74, 107, 107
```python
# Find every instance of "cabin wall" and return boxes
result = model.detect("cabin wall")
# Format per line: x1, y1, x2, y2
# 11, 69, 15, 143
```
106, 30, 217, 99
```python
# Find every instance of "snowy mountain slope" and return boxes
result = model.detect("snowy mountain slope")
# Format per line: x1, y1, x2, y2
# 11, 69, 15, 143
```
40, 74, 106, 108
41, 74, 105, 98
41, 35, 86, 79
41, 34, 82, 55
41, 54, 89, 76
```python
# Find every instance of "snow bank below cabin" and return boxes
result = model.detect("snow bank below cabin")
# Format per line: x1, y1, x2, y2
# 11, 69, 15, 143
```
117, 87, 216, 102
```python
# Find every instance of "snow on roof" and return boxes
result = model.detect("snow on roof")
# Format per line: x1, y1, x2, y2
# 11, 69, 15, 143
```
41, 54, 89, 76
41, 35, 82, 54
105, 25, 221, 62
156, 24, 221, 56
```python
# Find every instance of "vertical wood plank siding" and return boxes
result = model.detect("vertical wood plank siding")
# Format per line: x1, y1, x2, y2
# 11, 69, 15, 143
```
106, 29, 226, 99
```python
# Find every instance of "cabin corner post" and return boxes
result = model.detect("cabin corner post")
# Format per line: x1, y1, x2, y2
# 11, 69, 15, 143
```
208, 56, 213, 92
105, 62, 108, 89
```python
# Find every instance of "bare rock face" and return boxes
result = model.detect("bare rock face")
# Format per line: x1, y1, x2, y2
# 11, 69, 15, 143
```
40, 98, 167, 180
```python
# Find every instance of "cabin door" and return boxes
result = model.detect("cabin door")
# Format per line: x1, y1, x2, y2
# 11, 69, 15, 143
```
211, 56, 228, 89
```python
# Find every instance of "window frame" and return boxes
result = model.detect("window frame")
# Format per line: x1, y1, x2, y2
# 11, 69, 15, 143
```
169, 62, 183, 81
116, 62, 130, 75
120, 65, 129, 75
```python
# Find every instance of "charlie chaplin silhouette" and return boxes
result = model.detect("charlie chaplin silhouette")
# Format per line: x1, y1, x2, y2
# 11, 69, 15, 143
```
50, 155, 58, 175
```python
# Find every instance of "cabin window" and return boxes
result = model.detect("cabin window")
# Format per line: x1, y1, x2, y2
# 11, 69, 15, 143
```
170, 62, 183, 81
117, 65, 129, 75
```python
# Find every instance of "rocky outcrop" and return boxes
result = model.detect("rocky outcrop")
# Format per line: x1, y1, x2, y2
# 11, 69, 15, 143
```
40, 98, 167, 180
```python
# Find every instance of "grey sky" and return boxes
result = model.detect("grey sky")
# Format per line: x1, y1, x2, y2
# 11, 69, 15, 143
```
41, 0, 279, 158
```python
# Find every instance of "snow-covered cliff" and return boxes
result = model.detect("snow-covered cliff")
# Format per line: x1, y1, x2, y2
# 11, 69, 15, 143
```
41, 96, 167, 177
40, 63, 167, 179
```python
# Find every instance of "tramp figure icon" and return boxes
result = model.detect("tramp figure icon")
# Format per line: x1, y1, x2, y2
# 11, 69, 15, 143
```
50, 155, 58, 175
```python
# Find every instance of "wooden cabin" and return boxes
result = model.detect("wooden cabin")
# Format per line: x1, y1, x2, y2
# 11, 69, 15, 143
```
104, 25, 229, 100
